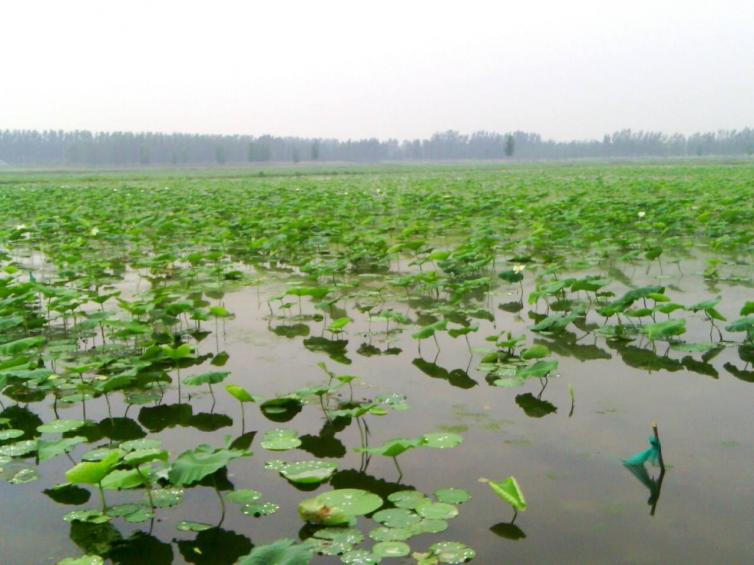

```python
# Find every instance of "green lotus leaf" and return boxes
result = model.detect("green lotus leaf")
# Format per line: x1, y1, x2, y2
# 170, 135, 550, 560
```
316, 488, 383, 516
237, 538, 314, 565
63, 510, 111, 524
261, 428, 301, 451
0, 429, 24, 441
66, 450, 122, 485
168, 444, 249, 486
341, 549, 382, 564
120, 439, 162, 451
279, 460, 337, 484
37, 419, 86, 434
373, 541, 410, 558
421, 433, 463, 449
226, 488, 263, 505
149, 487, 184, 508
57, 555, 104, 565
482, 475, 527, 511
176, 520, 213, 532
226, 384, 260, 403
38, 436, 86, 462
372, 508, 421, 528
368, 526, 415, 542
0, 439, 37, 457
416, 502, 459, 520
183, 371, 229, 386
428, 541, 476, 564
521, 345, 550, 359
241, 502, 280, 517
387, 490, 427, 509
433, 488, 471, 505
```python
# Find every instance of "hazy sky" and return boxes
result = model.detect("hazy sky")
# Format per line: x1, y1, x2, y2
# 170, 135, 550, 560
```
2, 0, 753, 140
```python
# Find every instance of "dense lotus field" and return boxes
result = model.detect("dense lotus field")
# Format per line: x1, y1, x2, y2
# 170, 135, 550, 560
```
0, 162, 753, 564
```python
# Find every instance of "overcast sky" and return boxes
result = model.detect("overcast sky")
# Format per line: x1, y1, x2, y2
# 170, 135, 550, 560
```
1, 0, 753, 140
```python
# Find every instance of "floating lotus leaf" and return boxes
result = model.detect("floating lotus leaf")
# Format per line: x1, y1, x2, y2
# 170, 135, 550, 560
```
341, 549, 382, 564
63, 510, 110, 524
433, 488, 471, 505
416, 502, 458, 520
373, 541, 410, 558
316, 488, 383, 516
417, 519, 448, 534
9, 467, 39, 484
372, 508, 421, 528
279, 460, 337, 484
298, 498, 352, 526
261, 428, 302, 451
149, 487, 183, 508
0, 429, 24, 440
226, 488, 263, 505
428, 541, 476, 563
421, 433, 463, 449
0, 439, 37, 457
241, 502, 279, 516
176, 520, 212, 532
369, 526, 414, 542
37, 419, 86, 434
387, 490, 427, 509
264, 459, 288, 471
309, 529, 359, 556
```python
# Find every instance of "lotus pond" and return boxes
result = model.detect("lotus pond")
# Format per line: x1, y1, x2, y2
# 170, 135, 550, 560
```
0, 162, 753, 564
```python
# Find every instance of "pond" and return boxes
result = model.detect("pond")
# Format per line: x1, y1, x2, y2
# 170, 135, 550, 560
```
0, 164, 752, 564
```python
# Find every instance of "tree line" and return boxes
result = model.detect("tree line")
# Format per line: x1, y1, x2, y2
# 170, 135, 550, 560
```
1, 128, 753, 166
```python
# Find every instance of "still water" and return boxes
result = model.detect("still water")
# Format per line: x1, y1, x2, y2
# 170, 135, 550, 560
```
1, 256, 752, 564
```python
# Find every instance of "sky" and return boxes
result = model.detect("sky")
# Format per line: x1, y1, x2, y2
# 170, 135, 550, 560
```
1, 0, 753, 141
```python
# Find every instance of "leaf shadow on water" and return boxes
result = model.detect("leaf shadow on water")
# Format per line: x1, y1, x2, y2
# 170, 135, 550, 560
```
138, 404, 233, 433
330, 468, 415, 500
534, 332, 612, 362
303, 336, 351, 365
490, 521, 527, 540
270, 323, 310, 338
176, 527, 253, 565
412, 358, 477, 389
298, 420, 348, 459
109, 531, 174, 565
515, 393, 557, 418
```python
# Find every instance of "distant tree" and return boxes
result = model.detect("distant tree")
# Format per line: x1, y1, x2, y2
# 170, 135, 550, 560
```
504, 134, 515, 157
139, 145, 151, 165
311, 140, 320, 161
292, 147, 300, 164
215, 145, 226, 164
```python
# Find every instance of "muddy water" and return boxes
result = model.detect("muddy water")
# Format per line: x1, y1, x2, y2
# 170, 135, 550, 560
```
1, 257, 753, 564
